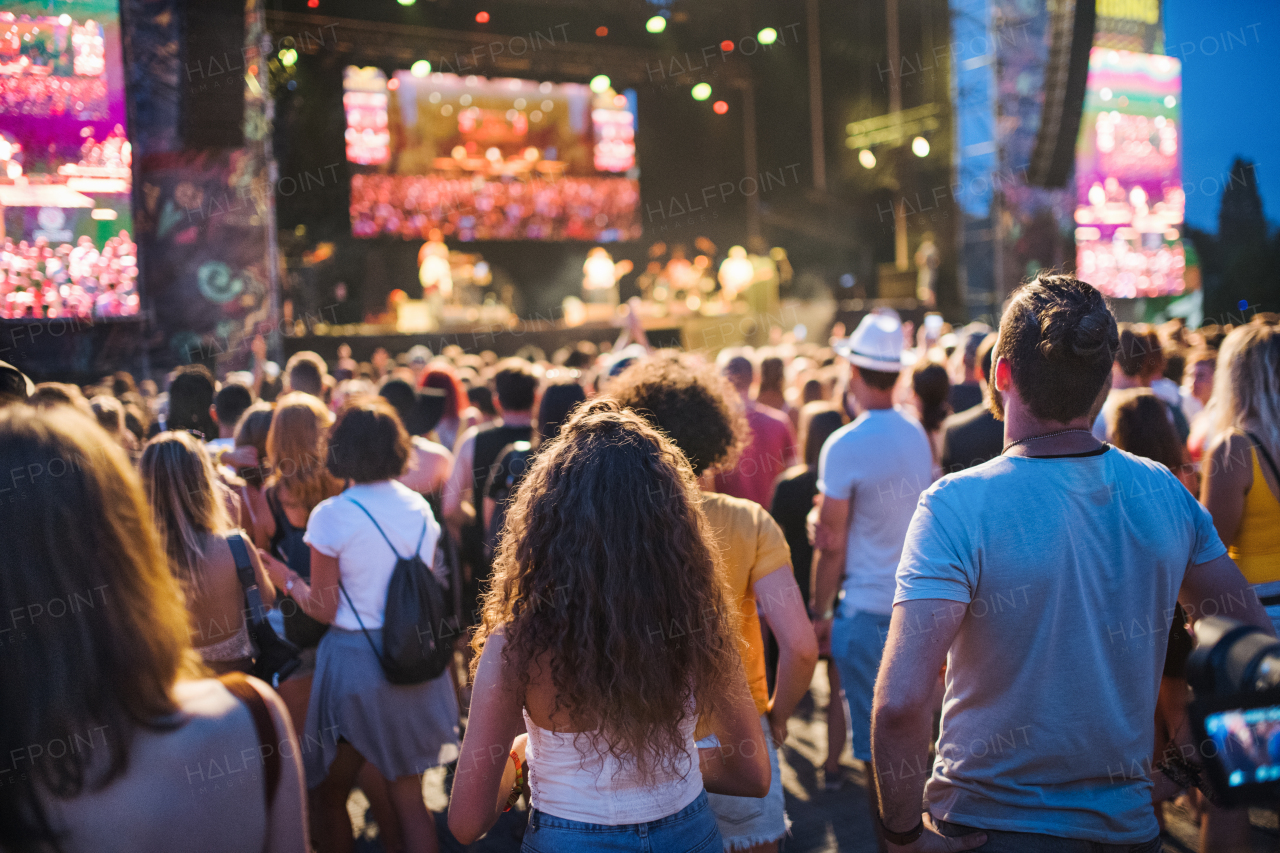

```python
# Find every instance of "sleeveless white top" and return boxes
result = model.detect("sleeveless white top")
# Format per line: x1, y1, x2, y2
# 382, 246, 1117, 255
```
522, 707, 703, 825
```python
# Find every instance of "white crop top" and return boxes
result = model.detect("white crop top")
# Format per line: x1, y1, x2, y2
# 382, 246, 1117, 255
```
522, 707, 704, 825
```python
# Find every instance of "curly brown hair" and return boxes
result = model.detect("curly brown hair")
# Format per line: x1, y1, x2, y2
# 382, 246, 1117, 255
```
472, 399, 742, 779
607, 353, 747, 476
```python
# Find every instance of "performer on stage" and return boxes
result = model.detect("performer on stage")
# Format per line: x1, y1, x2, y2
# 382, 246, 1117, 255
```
418, 229, 453, 330
582, 246, 632, 307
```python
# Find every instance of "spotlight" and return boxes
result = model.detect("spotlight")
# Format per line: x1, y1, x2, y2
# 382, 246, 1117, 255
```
278, 48, 297, 67
596, 26, 608, 37
306, 0, 318, 7
713, 100, 728, 114
691, 82, 711, 101
397, 0, 415, 5
475, 11, 490, 23
411, 60, 431, 77
720, 40, 734, 52
758, 27, 778, 45
645, 15, 667, 34
589, 74, 611, 94
858, 149, 876, 169
911, 136, 930, 157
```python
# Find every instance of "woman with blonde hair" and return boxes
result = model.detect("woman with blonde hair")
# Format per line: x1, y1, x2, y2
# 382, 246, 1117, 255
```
1201, 323, 1280, 622
252, 394, 344, 721
1198, 323, 1280, 853
449, 400, 770, 850
0, 405, 307, 852
140, 430, 276, 674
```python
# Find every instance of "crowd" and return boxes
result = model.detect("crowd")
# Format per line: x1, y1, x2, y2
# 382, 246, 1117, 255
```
350, 174, 642, 242
0, 73, 108, 120
1, 273, 1279, 853
0, 232, 140, 319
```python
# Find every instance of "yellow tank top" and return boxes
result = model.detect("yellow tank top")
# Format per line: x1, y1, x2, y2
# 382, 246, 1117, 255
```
1230, 447, 1280, 585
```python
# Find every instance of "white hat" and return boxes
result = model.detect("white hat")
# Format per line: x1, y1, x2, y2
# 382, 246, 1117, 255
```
834, 313, 912, 372
407, 344, 433, 366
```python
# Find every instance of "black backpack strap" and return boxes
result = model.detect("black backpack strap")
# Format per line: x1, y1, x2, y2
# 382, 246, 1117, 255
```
1245, 431, 1280, 488
348, 499, 406, 559
226, 533, 268, 625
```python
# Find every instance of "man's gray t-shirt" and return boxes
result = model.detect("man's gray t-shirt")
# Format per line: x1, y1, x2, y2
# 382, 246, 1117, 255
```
895, 446, 1227, 842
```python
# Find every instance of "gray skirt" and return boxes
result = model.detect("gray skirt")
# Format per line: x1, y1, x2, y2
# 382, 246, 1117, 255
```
302, 626, 460, 788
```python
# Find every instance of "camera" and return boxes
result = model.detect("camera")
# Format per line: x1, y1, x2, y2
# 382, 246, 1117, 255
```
1187, 616, 1280, 806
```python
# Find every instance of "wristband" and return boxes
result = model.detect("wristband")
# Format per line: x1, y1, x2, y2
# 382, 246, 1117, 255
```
504, 750, 524, 811
879, 814, 924, 846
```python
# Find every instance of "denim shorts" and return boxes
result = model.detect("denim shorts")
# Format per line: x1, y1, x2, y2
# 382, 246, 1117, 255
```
522, 791, 722, 853
935, 819, 1162, 853
705, 714, 788, 849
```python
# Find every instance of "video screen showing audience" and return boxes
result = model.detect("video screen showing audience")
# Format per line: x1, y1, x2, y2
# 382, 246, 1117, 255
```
345, 67, 641, 242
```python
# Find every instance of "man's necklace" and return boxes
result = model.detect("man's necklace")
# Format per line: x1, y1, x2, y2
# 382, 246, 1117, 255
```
1002, 428, 1095, 454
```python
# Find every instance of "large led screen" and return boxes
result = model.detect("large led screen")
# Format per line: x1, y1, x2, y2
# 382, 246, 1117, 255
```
1074, 49, 1184, 299
346, 67, 640, 242
0, 0, 135, 319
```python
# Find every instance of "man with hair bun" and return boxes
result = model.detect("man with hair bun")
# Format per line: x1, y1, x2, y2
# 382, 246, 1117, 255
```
871, 273, 1272, 853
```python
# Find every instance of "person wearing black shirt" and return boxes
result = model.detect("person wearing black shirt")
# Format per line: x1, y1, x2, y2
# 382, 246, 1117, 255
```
940, 333, 1004, 474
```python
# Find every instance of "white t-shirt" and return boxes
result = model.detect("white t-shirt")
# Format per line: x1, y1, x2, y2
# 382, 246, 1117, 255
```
817, 407, 933, 616
305, 480, 443, 631
895, 446, 1226, 842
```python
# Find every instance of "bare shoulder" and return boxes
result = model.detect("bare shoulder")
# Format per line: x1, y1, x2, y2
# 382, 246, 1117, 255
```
1206, 431, 1255, 481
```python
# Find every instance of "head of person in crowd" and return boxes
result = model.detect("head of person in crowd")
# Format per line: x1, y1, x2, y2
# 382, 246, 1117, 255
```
536, 381, 587, 444
801, 377, 825, 406
167, 365, 218, 440
952, 322, 992, 384
492, 357, 539, 416
1183, 347, 1217, 406
758, 356, 786, 401
378, 377, 433, 437
468, 385, 497, 419
89, 394, 130, 447
267, 392, 341, 512
721, 355, 754, 399
284, 350, 328, 399
139, 430, 232, 591
29, 381, 94, 417
406, 345, 432, 384
211, 382, 253, 440
1204, 323, 1280, 458
474, 399, 742, 775
834, 312, 910, 412
989, 272, 1118, 424
1106, 389, 1188, 474
610, 354, 746, 478
0, 360, 34, 407
911, 361, 951, 433
110, 370, 137, 399
0, 406, 197, 848
798, 402, 845, 469
1113, 323, 1163, 389
326, 396, 410, 484
233, 401, 275, 488
421, 364, 469, 417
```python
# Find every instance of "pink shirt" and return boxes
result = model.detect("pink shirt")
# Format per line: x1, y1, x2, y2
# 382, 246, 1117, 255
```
715, 401, 796, 507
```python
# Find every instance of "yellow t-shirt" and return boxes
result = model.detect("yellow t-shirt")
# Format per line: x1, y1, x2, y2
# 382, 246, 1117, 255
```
700, 492, 793, 716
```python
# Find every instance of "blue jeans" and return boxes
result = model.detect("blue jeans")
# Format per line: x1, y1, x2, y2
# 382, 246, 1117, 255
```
522, 791, 722, 853
831, 610, 893, 761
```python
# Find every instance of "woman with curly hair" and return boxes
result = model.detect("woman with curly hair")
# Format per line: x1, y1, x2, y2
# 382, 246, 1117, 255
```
448, 400, 770, 851
610, 355, 818, 853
